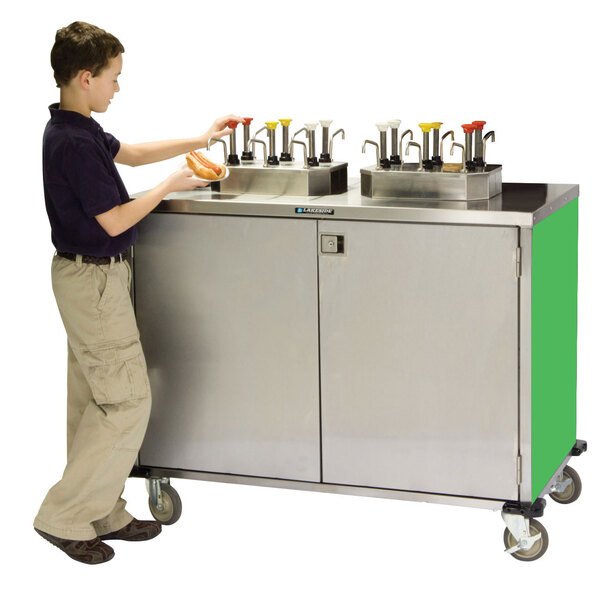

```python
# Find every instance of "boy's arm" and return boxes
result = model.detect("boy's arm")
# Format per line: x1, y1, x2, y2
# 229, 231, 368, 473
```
95, 168, 206, 237
115, 138, 204, 167
114, 114, 245, 167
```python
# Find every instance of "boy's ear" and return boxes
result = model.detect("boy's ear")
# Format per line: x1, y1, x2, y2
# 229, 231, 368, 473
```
78, 69, 93, 90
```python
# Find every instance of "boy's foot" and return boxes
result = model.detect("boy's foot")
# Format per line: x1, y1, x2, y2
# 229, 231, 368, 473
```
99, 518, 162, 542
35, 528, 115, 564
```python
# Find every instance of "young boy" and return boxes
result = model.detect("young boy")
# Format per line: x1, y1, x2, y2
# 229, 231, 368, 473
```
34, 21, 244, 564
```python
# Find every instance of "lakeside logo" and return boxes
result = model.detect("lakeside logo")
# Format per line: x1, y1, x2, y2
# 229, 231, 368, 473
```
295, 208, 335, 215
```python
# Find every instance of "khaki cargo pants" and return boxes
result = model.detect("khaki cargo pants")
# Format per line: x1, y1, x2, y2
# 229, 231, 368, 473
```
34, 254, 151, 541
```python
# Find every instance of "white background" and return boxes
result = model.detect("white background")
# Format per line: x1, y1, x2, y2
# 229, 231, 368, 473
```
2, 0, 598, 596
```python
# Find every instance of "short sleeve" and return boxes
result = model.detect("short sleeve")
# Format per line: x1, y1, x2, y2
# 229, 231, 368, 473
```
104, 131, 121, 158
63, 138, 122, 218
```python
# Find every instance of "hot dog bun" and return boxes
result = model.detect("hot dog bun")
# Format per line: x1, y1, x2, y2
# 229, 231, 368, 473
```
186, 151, 226, 180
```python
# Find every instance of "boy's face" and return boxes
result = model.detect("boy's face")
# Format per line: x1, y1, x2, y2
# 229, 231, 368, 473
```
88, 54, 122, 113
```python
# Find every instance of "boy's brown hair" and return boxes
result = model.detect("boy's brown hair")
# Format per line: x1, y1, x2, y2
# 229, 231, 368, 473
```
51, 21, 125, 88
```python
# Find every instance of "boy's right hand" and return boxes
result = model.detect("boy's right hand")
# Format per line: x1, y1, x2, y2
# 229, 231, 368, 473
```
164, 167, 210, 193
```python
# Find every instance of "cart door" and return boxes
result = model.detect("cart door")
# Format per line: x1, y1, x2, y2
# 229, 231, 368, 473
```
318, 220, 520, 500
135, 213, 320, 482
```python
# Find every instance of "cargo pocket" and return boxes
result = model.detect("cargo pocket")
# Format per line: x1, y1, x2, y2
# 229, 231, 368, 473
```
79, 336, 150, 405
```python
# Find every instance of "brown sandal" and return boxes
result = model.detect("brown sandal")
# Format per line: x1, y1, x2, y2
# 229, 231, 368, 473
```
99, 518, 162, 542
35, 528, 115, 564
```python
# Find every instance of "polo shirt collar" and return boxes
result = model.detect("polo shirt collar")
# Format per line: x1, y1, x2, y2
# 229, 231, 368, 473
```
48, 103, 102, 134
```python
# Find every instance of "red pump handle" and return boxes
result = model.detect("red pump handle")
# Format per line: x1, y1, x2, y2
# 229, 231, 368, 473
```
227, 120, 240, 129
462, 124, 476, 133
471, 121, 486, 130
242, 117, 253, 126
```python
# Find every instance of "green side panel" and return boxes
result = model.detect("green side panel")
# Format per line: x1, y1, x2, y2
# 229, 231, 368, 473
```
531, 198, 578, 501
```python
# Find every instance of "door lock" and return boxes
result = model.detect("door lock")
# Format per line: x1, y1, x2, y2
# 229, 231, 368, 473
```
321, 234, 345, 254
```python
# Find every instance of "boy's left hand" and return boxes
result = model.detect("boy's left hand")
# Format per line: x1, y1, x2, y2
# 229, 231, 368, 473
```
205, 114, 246, 141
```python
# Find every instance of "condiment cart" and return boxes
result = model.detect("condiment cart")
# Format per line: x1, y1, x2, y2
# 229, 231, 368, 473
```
130, 178, 585, 561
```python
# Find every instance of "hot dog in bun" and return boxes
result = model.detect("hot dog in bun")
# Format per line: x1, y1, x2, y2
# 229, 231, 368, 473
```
186, 151, 226, 180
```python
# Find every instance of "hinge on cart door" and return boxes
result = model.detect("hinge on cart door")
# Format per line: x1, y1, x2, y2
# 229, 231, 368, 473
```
515, 247, 522, 278
516, 455, 522, 485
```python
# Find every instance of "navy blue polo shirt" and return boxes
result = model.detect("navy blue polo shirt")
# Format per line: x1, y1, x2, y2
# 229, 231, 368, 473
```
43, 103, 136, 256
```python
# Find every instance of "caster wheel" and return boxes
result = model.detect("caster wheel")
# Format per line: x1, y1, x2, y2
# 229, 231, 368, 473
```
503, 518, 549, 561
148, 483, 182, 525
550, 465, 582, 504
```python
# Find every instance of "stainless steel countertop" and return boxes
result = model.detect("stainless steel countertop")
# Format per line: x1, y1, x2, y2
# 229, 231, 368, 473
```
131, 178, 579, 227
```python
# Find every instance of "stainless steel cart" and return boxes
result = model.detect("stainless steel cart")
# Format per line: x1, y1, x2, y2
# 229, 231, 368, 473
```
130, 179, 586, 561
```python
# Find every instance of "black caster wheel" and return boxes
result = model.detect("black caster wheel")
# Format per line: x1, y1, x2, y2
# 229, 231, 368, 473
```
550, 465, 582, 504
503, 518, 549, 561
148, 483, 182, 525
